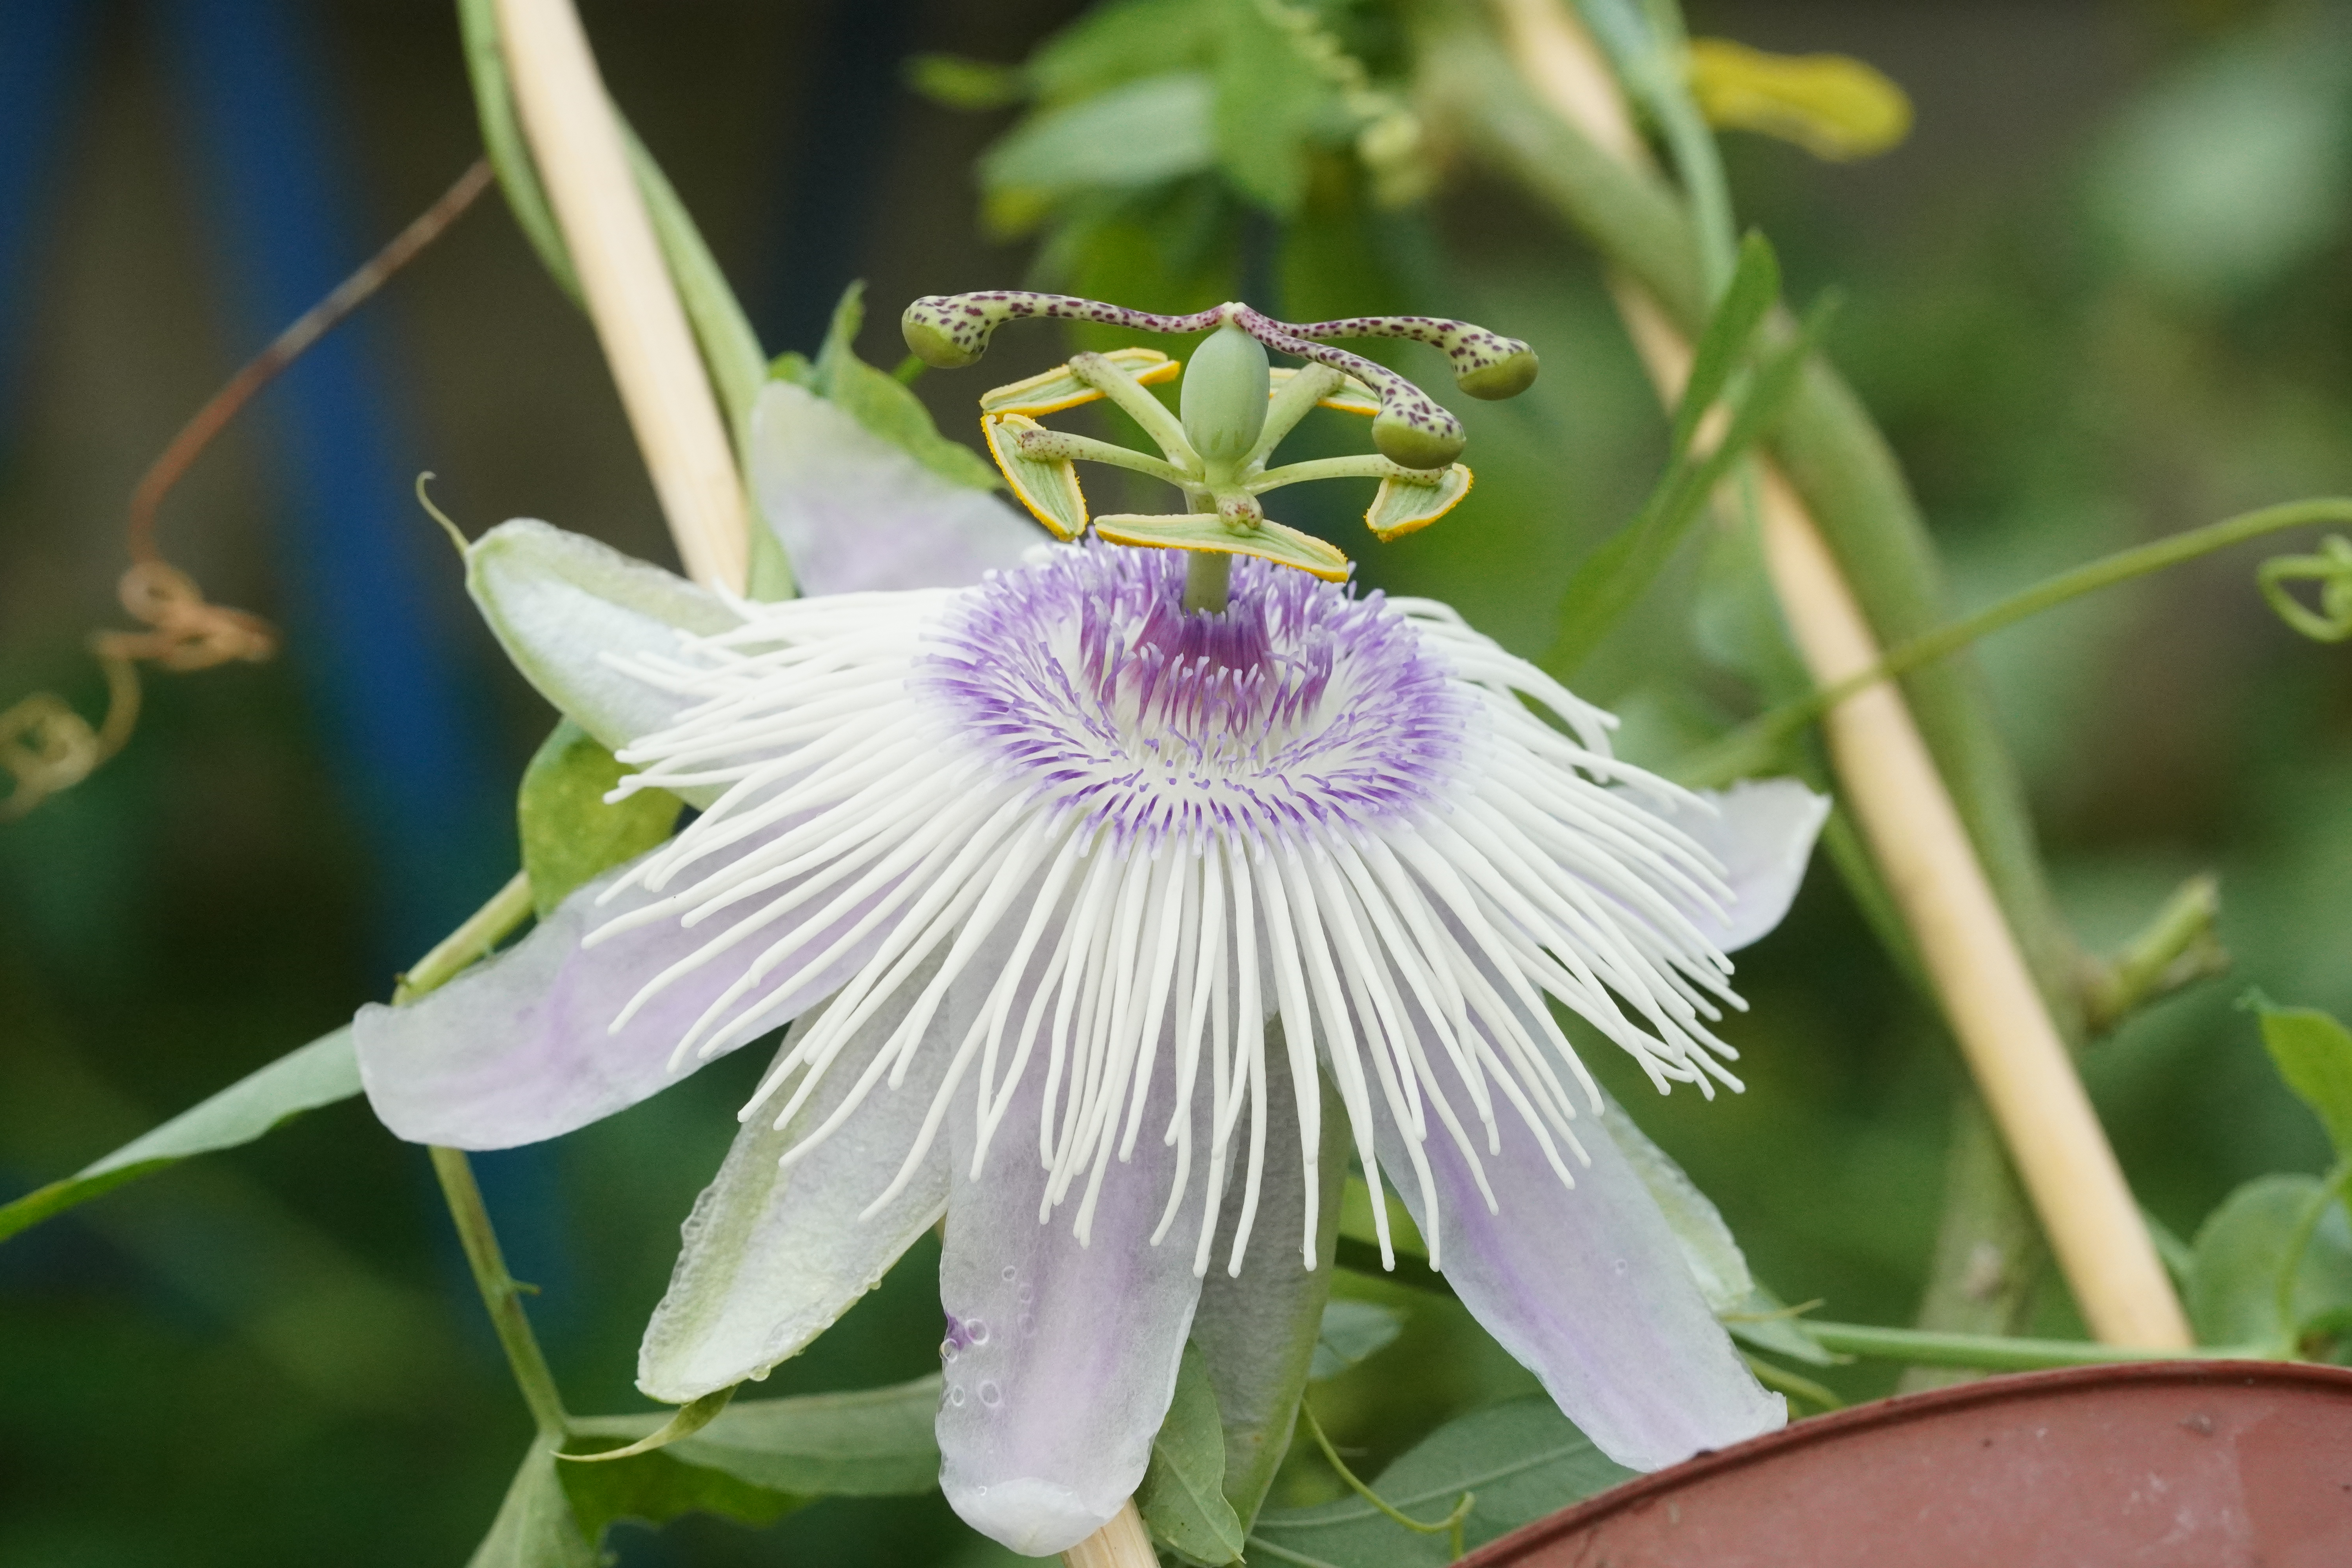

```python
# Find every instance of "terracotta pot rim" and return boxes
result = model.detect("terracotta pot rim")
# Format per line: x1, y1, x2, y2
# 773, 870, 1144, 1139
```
1460, 1357, 2352, 1567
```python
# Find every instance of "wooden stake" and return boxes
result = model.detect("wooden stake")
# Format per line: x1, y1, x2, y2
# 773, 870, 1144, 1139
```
1062, 1501, 1156, 1568
1495, 0, 2190, 1349
492, 0, 749, 593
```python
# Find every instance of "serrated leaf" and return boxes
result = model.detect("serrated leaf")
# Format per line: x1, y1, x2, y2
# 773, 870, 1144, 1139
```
810, 283, 1002, 492
570, 1374, 944, 1498
1137, 1342, 1246, 1564
469, 1446, 597, 1568
518, 719, 681, 918
2253, 1002, 2352, 1158
1029, 0, 1218, 103
1308, 1299, 1408, 1380
1251, 1396, 1634, 1567
982, 71, 1216, 211
0, 1026, 359, 1245
2187, 1173, 2352, 1350
1209, 0, 1338, 216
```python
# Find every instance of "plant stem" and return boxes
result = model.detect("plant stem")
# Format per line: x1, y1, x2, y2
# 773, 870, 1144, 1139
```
2081, 873, 2229, 1036
1680, 500, 2352, 788
1299, 1401, 1474, 1555
1800, 1320, 2238, 1372
392, 871, 533, 1003
429, 1145, 571, 1439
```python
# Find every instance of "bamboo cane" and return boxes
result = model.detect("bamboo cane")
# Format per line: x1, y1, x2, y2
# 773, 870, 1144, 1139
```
492, 0, 749, 594
1491, 0, 2189, 1348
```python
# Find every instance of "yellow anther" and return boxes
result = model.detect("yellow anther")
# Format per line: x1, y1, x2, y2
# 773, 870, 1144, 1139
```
981, 412, 1090, 540
979, 348, 1180, 418
1365, 464, 1473, 542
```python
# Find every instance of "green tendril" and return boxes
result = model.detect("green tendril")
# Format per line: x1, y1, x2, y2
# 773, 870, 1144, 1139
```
1298, 1400, 1475, 1559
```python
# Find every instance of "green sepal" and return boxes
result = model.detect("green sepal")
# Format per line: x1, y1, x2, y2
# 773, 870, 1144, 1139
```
0, 1026, 358, 1246
517, 720, 682, 919
982, 413, 1091, 539
807, 283, 1001, 492
1137, 1342, 1247, 1564
1365, 464, 1472, 541
1093, 512, 1350, 580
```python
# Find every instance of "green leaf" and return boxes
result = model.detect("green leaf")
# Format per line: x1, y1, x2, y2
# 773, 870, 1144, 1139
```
570, 1374, 945, 1498
981, 71, 1216, 212
1209, 0, 1335, 217
810, 283, 1000, 492
2187, 1173, 2352, 1350
1309, 1299, 1408, 1381
2252, 1000, 2352, 1158
469, 1446, 597, 1568
1251, 1396, 1634, 1566
1138, 1342, 1247, 1564
556, 1446, 802, 1542
1028, 0, 1218, 103
1668, 231, 1780, 457
0, 1026, 359, 1245
517, 719, 682, 918
905, 53, 1030, 112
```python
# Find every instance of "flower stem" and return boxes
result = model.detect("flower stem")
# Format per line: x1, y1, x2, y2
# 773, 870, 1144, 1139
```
1185, 551, 1233, 614
386, 871, 571, 1441
429, 1145, 571, 1440
1678, 499, 2352, 789
1798, 1319, 2245, 1372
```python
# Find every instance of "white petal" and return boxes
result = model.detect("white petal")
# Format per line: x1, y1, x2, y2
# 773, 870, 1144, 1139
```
1633, 778, 1830, 951
936, 973, 1210, 1556
355, 835, 875, 1149
751, 380, 1042, 595
466, 519, 740, 760
636, 971, 956, 1403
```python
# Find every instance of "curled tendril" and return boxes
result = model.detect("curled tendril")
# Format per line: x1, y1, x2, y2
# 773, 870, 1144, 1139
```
2259, 535, 2352, 643
900, 291, 1537, 470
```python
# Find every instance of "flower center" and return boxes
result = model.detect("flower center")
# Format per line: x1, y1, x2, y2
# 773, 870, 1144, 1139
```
918, 546, 1470, 846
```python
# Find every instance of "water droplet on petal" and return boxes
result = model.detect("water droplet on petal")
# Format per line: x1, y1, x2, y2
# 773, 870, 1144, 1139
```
1611, 1258, 1628, 1277
1018, 1283, 1034, 1304
949, 1384, 967, 1407
967, 1318, 990, 1345
1002, 1265, 1017, 1282
980, 1380, 1002, 1407
1018, 1312, 1036, 1336
941, 1339, 959, 1363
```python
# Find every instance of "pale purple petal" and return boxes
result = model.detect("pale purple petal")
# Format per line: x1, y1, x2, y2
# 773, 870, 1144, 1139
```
356, 837, 881, 1150
936, 982, 1210, 1555
752, 380, 1043, 596
1371, 1085, 1784, 1471
466, 518, 740, 763
1633, 779, 1829, 952
637, 964, 958, 1402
